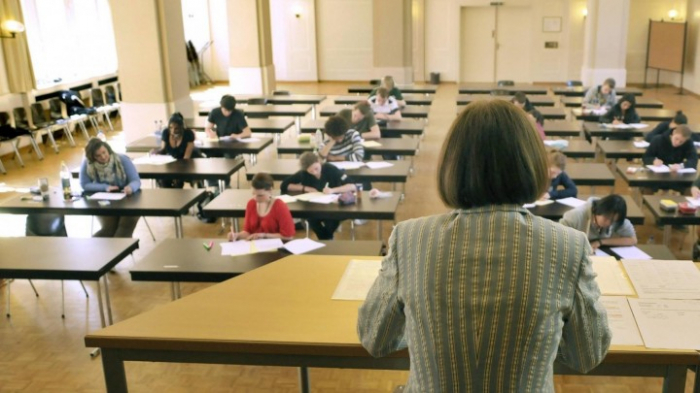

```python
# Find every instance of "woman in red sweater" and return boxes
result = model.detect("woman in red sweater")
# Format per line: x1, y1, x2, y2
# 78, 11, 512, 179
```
228, 173, 295, 241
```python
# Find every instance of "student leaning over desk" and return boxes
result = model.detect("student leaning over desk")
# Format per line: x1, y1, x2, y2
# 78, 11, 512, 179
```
338, 102, 381, 140
541, 151, 577, 200
358, 100, 610, 392
643, 125, 697, 172
600, 93, 640, 125
369, 75, 406, 107
583, 77, 617, 110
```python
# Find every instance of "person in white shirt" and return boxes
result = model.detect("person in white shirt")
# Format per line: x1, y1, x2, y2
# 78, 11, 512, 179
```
368, 87, 402, 121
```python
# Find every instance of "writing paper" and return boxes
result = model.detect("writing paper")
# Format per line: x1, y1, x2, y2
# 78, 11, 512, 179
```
332, 259, 383, 301
282, 238, 326, 254
89, 192, 126, 201
629, 298, 700, 350
600, 296, 644, 346
556, 197, 586, 208
591, 256, 635, 296
610, 247, 652, 260
622, 259, 700, 299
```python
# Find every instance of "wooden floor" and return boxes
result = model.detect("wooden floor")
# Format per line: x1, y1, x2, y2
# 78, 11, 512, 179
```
1, 82, 699, 392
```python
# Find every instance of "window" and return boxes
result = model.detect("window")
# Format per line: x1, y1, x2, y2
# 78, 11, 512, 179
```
21, 0, 118, 88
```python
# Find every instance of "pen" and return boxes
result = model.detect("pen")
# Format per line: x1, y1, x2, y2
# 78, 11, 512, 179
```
324, 182, 329, 189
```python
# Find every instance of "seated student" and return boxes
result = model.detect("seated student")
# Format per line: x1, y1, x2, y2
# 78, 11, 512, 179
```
79, 138, 141, 238
645, 111, 693, 142
643, 125, 697, 172
368, 87, 402, 121
369, 75, 406, 107
280, 152, 357, 240
151, 112, 201, 189
583, 77, 617, 109
228, 172, 295, 241
205, 94, 252, 140
338, 102, 381, 140
541, 151, 577, 200
511, 91, 534, 112
318, 116, 365, 162
559, 194, 637, 252
599, 93, 640, 125
527, 109, 546, 140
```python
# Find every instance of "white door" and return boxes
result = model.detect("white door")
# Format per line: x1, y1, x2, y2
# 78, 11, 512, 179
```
460, 5, 532, 83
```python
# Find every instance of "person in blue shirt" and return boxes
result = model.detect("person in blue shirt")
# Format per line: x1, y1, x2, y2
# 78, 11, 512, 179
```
542, 151, 577, 200
79, 137, 141, 237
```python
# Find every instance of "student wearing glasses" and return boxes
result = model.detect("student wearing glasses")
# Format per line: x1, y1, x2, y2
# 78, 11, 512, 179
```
559, 194, 637, 251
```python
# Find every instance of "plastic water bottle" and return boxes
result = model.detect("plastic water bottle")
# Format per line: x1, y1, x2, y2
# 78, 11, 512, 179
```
60, 161, 72, 201
96, 130, 106, 141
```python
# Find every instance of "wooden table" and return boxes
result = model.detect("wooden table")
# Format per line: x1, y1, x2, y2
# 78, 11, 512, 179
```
86, 254, 700, 393
0, 188, 206, 238
543, 121, 583, 138
546, 140, 596, 159
599, 141, 700, 161
566, 163, 616, 187
583, 122, 649, 139
527, 194, 644, 224
1, 237, 139, 327
616, 164, 697, 190
552, 86, 644, 97
456, 94, 556, 106
347, 84, 437, 94
573, 108, 677, 122
644, 195, 700, 245
185, 118, 295, 133
334, 94, 433, 106
320, 105, 429, 119
457, 105, 567, 120
457, 83, 549, 95
246, 159, 411, 184
562, 96, 663, 108
130, 239, 383, 299
277, 137, 420, 157
299, 119, 425, 137
203, 190, 401, 240
126, 136, 273, 165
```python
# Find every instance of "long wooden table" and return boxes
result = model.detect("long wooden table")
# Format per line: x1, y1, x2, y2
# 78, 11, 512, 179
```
552, 86, 644, 96
457, 105, 567, 120
563, 163, 616, 187
644, 195, 700, 245
246, 159, 411, 184
456, 94, 556, 106
347, 84, 437, 94
126, 135, 273, 165
527, 194, 644, 224
299, 118, 425, 137
573, 108, 677, 122
545, 140, 596, 159
599, 140, 700, 161
543, 121, 583, 138
86, 254, 700, 393
320, 105, 429, 119
186, 118, 295, 133
334, 94, 433, 106
562, 96, 663, 108
457, 83, 549, 95
277, 137, 420, 157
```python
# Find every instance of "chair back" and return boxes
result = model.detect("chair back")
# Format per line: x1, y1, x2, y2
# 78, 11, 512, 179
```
105, 85, 118, 104
13, 107, 29, 128
272, 90, 290, 96
497, 80, 514, 87
247, 98, 268, 105
48, 98, 65, 120
566, 80, 583, 87
30, 103, 50, 126
91, 88, 105, 107
25, 214, 68, 236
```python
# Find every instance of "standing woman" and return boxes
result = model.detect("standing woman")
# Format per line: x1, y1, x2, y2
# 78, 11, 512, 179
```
79, 138, 141, 237
280, 152, 356, 240
228, 173, 295, 241
358, 100, 610, 391
152, 112, 200, 188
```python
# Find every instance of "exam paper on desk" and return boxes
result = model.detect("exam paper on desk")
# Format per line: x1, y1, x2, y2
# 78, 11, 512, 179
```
590, 256, 636, 296
629, 298, 700, 350
332, 259, 382, 301
600, 296, 644, 346
622, 259, 700, 300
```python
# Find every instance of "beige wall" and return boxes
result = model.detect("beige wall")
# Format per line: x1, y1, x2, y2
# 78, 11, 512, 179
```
373, 0, 410, 68
228, 0, 273, 68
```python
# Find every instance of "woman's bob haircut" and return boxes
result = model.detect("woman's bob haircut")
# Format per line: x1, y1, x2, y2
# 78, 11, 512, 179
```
438, 100, 549, 209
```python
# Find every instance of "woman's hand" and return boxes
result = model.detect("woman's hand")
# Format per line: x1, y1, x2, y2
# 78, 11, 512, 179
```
590, 239, 601, 251
107, 185, 120, 192
653, 158, 663, 166
248, 233, 267, 240
612, 119, 623, 125
227, 230, 237, 242
123, 186, 133, 195
369, 188, 380, 198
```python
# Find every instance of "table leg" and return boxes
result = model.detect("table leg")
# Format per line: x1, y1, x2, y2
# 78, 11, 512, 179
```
377, 221, 382, 241
299, 367, 310, 393
170, 282, 177, 301
103, 275, 114, 326
693, 364, 700, 393
96, 280, 106, 328
6, 281, 10, 317
102, 349, 128, 393
350, 220, 355, 241
662, 364, 687, 393
176, 282, 182, 299
311, 105, 317, 119
175, 216, 183, 238
295, 117, 301, 135
663, 225, 671, 246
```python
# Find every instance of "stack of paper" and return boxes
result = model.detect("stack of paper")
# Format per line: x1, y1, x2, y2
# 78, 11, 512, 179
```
330, 161, 365, 170
365, 161, 394, 169
332, 259, 383, 300
556, 197, 586, 208
629, 298, 700, 350
590, 256, 636, 296
646, 164, 670, 173
282, 238, 326, 254
220, 238, 284, 256
633, 141, 650, 148
622, 259, 700, 299
89, 192, 126, 201
600, 297, 644, 346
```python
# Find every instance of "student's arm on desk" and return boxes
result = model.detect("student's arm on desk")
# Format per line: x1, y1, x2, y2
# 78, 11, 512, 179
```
79, 160, 109, 192
557, 239, 611, 373
205, 121, 217, 139
235, 126, 252, 139
363, 124, 381, 140
358, 228, 406, 357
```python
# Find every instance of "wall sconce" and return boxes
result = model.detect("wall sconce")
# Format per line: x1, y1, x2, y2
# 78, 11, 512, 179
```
582, 8, 588, 19
668, 9, 678, 20
0, 20, 25, 39
293, 5, 302, 19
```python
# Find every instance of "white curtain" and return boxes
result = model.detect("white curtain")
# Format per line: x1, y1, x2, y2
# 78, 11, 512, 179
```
20, 0, 117, 88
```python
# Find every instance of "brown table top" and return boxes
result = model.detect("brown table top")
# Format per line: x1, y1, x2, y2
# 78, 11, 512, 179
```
230, 94, 327, 105
246, 159, 411, 183
456, 94, 555, 106
562, 96, 663, 108
347, 84, 437, 94
546, 140, 595, 158
198, 104, 312, 117
573, 108, 676, 122
457, 105, 566, 119
457, 83, 549, 95
527, 194, 644, 225
644, 195, 700, 226
543, 121, 583, 137
616, 164, 698, 189
0, 237, 139, 281
277, 137, 419, 157
299, 119, 425, 136
129, 239, 383, 283
552, 86, 644, 96
583, 121, 649, 138
334, 94, 433, 106
71, 158, 245, 181
320, 105, 429, 119
565, 163, 616, 186
184, 118, 295, 133
126, 135, 274, 155
599, 141, 700, 160
203, 189, 401, 221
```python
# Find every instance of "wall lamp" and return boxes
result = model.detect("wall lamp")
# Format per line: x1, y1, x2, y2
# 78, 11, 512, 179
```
293, 5, 302, 19
0, 20, 25, 39
668, 9, 678, 21
582, 8, 588, 19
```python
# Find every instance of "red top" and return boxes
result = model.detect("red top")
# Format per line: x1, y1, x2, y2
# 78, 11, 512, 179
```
243, 198, 295, 238
535, 122, 546, 140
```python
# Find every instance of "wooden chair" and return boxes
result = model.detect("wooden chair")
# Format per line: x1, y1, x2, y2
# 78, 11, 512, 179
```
567, 80, 583, 87
48, 98, 90, 141
497, 80, 515, 86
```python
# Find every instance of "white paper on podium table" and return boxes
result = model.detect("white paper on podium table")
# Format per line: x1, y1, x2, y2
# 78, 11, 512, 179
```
276, 194, 298, 203
646, 165, 670, 173
220, 241, 252, 256
251, 238, 284, 253
330, 161, 365, 170
89, 192, 126, 201
332, 259, 383, 301
622, 259, 700, 299
600, 296, 644, 346
365, 161, 394, 169
556, 197, 586, 208
282, 238, 326, 254
611, 246, 652, 260
629, 298, 700, 350
591, 256, 635, 296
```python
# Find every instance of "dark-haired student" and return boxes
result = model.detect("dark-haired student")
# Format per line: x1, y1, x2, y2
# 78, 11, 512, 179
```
359, 100, 609, 392
541, 151, 577, 200
511, 91, 534, 112
205, 94, 252, 139
643, 125, 697, 171
644, 110, 694, 142
559, 194, 637, 251
338, 102, 381, 140
151, 112, 201, 189
599, 93, 640, 125
318, 116, 365, 162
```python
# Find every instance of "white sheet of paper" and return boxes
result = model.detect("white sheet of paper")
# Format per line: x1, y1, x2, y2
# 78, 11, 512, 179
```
594, 249, 611, 257
523, 203, 536, 208
534, 199, 554, 206
89, 192, 126, 201
600, 296, 644, 346
633, 141, 650, 148
283, 238, 326, 254
295, 192, 327, 202
362, 141, 382, 148
646, 165, 670, 173
332, 259, 383, 301
365, 161, 394, 169
686, 197, 700, 208
556, 197, 587, 208
588, 108, 608, 115
371, 191, 393, 199
543, 139, 569, 147
622, 259, 700, 299
309, 194, 339, 204
237, 137, 261, 143
251, 238, 284, 253
629, 298, 700, 350
132, 155, 177, 165
677, 168, 697, 174
276, 194, 298, 204
220, 240, 252, 256
611, 246, 652, 260
330, 161, 365, 170
591, 256, 636, 296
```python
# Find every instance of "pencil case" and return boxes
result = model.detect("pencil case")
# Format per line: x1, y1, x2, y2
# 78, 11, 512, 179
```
659, 199, 677, 212
678, 202, 697, 215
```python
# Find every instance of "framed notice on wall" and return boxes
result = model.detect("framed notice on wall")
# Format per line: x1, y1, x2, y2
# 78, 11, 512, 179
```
542, 17, 562, 32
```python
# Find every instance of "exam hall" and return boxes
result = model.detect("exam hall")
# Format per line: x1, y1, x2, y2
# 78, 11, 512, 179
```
2, 0, 700, 392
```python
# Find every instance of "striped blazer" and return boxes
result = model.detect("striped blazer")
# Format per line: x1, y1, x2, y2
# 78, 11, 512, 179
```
358, 205, 611, 392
